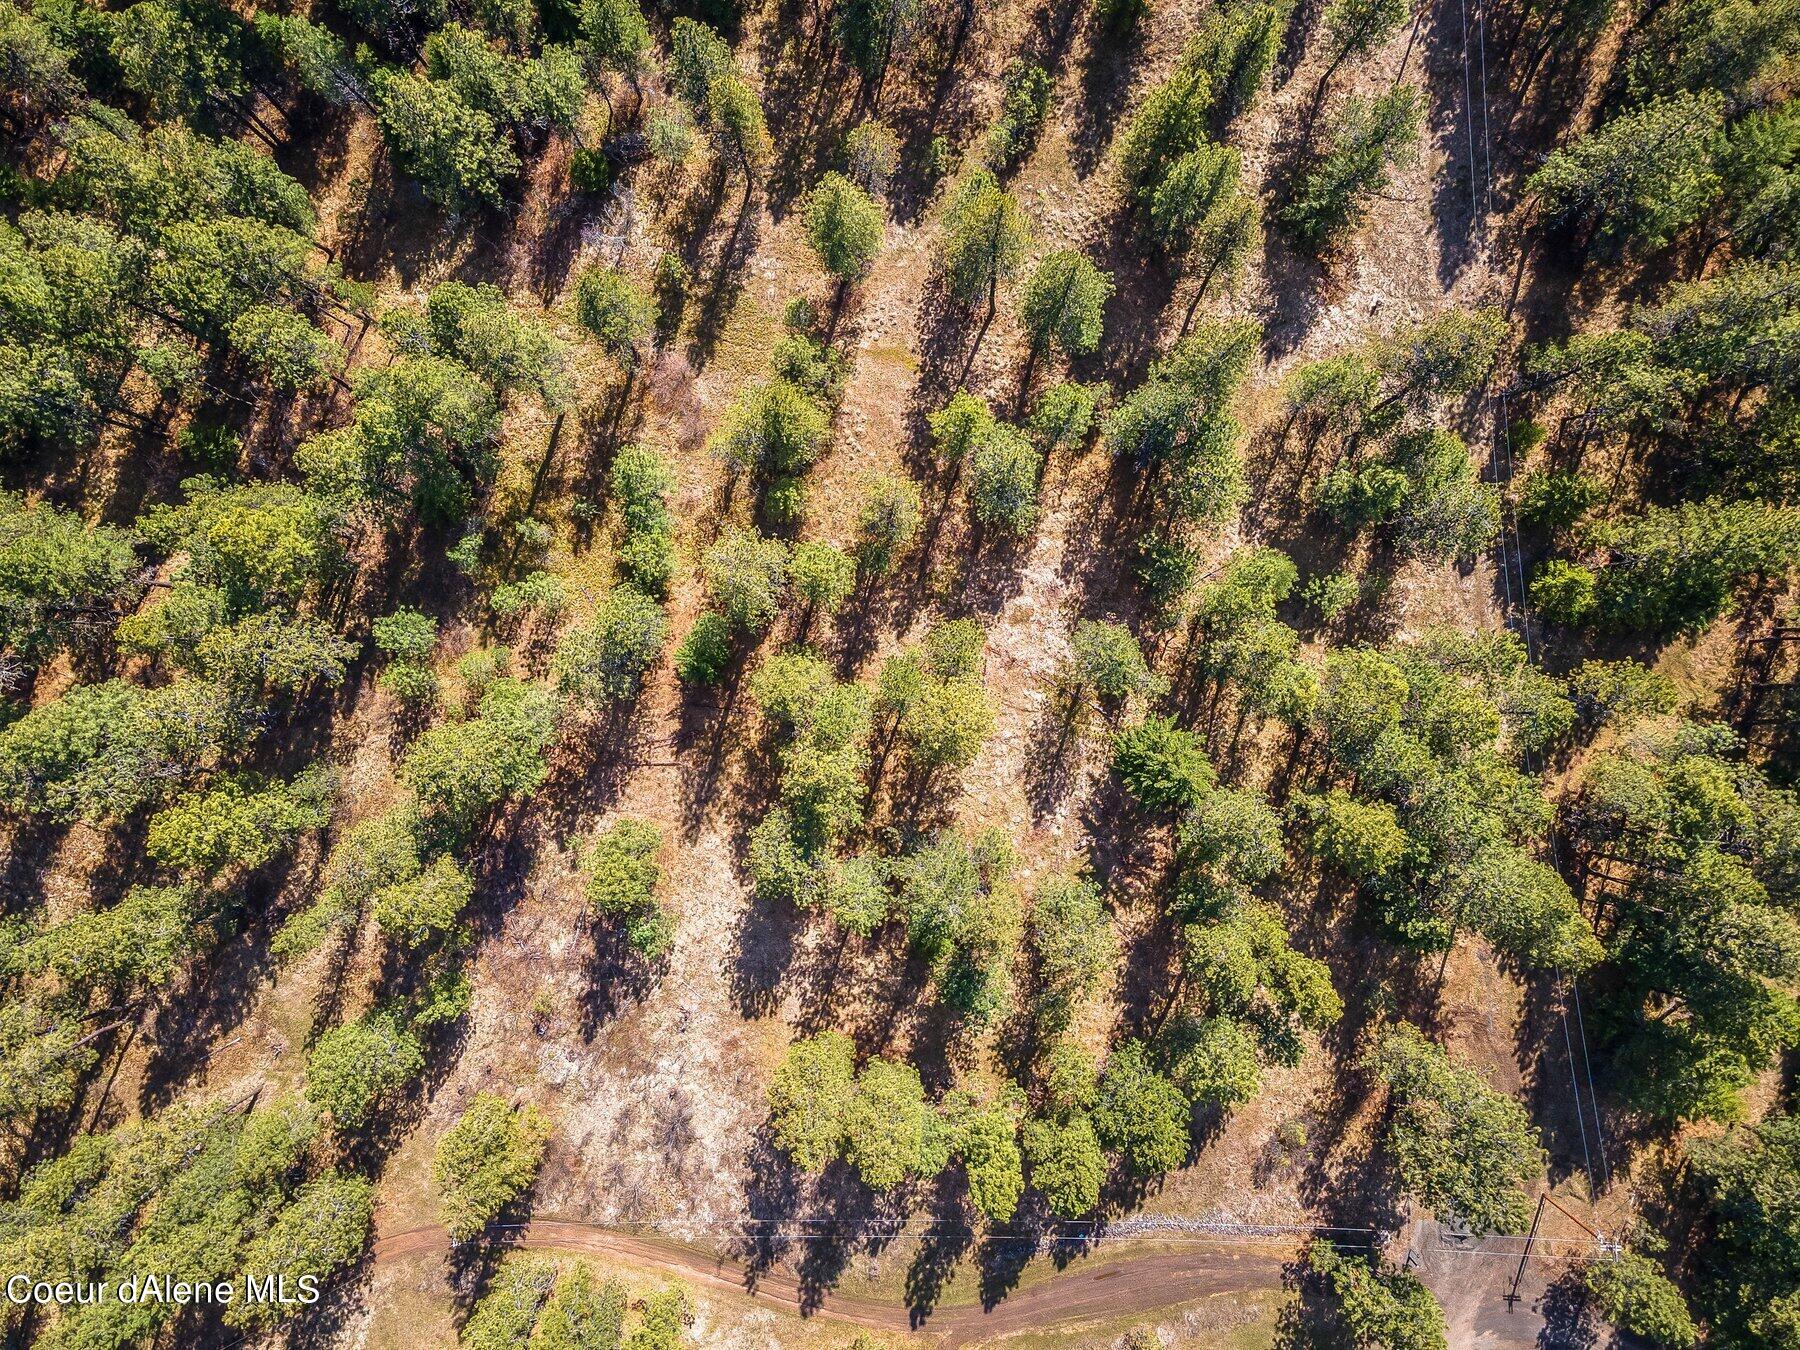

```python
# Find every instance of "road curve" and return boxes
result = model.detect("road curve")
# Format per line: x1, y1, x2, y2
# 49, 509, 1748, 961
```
373, 1220, 1295, 1345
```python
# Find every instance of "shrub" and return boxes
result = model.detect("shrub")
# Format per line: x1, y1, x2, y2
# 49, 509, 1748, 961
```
674, 611, 732, 684
307, 1011, 426, 1131
550, 584, 667, 705
1112, 714, 1213, 812
433, 1092, 551, 1241
789, 541, 856, 615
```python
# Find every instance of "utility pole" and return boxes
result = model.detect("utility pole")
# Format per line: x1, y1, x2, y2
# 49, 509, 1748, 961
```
1504, 1195, 1547, 1309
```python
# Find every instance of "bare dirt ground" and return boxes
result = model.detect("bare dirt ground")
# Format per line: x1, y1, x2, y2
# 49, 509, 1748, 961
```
368, 1220, 1297, 1345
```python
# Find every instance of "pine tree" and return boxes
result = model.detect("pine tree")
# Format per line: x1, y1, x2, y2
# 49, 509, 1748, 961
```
937, 170, 1031, 314
803, 171, 884, 282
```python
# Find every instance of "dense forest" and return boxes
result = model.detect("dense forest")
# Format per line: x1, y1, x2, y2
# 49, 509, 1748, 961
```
0, 0, 1796, 1344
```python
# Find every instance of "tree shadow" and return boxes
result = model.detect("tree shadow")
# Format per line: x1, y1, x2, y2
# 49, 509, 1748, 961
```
725, 885, 808, 1020
1021, 685, 1090, 822
904, 1182, 975, 1327
1068, 10, 1146, 179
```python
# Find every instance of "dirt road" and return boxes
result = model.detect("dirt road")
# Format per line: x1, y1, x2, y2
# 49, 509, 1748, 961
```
372, 1220, 1296, 1344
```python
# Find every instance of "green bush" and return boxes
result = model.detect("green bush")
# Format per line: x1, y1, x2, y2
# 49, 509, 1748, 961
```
675, 611, 733, 684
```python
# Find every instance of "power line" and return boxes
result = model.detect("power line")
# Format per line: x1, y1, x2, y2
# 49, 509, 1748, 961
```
1457, 0, 1611, 1198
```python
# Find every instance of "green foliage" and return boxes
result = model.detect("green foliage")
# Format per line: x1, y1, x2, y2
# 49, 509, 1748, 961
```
968, 423, 1042, 533
1585, 499, 1800, 635
1093, 1040, 1191, 1176
227, 304, 343, 392
1310, 638, 1587, 966
1190, 546, 1314, 723
706, 72, 769, 176
844, 118, 901, 196
1367, 1023, 1544, 1236
674, 611, 732, 684
804, 172, 883, 281
769, 1029, 857, 1171
667, 17, 730, 109
0, 1098, 328, 1346
1320, 0, 1411, 76
376, 618, 440, 704
750, 650, 870, 845
1021, 1112, 1104, 1217
231, 1174, 374, 1328
872, 622, 993, 776
28, 882, 201, 996
1687, 1110, 1800, 1346
789, 541, 856, 615
460, 1260, 556, 1350
852, 472, 921, 574
611, 445, 676, 597
1279, 86, 1423, 251
0, 1000, 95, 1125
702, 528, 788, 632
898, 665, 995, 772
985, 59, 1053, 170
579, 0, 650, 74
372, 607, 439, 663
844, 1058, 942, 1191
1449, 843, 1602, 970
140, 475, 341, 611
1303, 569, 1360, 621
1019, 249, 1113, 359
1068, 619, 1161, 704
1193, 0, 1288, 120
552, 585, 668, 706
1300, 789, 1406, 881
372, 854, 473, 949
534, 1264, 628, 1350
491, 571, 566, 627
1578, 720, 1800, 1121
575, 265, 657, 366
1112, 714, 1214, 813
627, 1286, 694, 1349
930, 389, 998, 463
1583, 1253, 1698, 1349
146, 768, 332, 874
1531, 559, 1598, 625
1163, 1014, 1263, 1108
1148, 140, 1243, 251
424, 280, 568, 404
580, 818, 671, 959
0, 677, 240, 821
273, 807, 421, 963
1517, 468, 1604, 536
710, 378, 830, 482
1180, 900, 1342, 1069
369, 66, 520, 212
1567, 659, 1679, 724
938, 170, 1031, 306
891, 830, 1021, 1021
832, 0, 919, 85
1307, 1240, 1448, 1350
1117, 45, 1215, 202
312, 354, 501, 522
1027, 873, 1118, 1033
957, 1101, 1024, 1222
1529, 93, 1724, 251
1028, 380, 1103, 453
402, 678, 556, 841
1104, 319, 1256, 525
307, 1010, 426, 1131
434, 1091, 550, 1241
